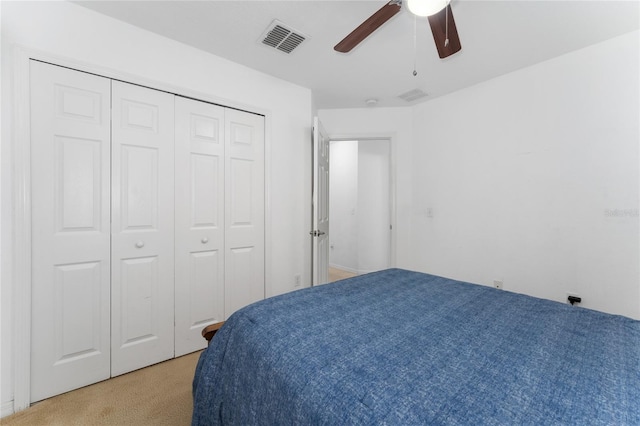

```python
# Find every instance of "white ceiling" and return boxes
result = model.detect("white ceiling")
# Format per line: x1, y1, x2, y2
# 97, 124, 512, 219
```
75, 0, 639, 109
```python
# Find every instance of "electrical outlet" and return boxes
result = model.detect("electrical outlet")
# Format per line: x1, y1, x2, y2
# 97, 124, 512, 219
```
566, 292, 581, 305
294, 274, 302, 288
493, 280, 503, 290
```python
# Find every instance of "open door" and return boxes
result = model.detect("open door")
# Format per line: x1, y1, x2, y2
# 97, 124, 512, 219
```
311, 117, 330, 285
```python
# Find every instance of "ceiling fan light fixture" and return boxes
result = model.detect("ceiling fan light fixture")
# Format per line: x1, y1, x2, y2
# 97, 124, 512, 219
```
407, 0, 450, 17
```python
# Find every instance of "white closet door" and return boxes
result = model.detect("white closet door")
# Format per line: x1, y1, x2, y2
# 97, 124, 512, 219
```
174, 97, 225, 356
111, 81, 175, 376
30, 61, 111, 402
224, 109, 265, 317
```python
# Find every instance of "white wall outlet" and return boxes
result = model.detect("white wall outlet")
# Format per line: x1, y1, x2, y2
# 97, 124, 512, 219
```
493, 280, 503, 290
294, 274, 302, 287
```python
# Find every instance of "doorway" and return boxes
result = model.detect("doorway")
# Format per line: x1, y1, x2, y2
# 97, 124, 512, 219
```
328, 139, 391, 282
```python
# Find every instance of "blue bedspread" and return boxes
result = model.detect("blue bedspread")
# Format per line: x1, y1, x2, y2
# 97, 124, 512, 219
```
192, 268, 640, 425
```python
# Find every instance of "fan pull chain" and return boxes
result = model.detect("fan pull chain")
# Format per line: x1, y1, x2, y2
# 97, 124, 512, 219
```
444, 5, 450, 47
412, 15, 418, 76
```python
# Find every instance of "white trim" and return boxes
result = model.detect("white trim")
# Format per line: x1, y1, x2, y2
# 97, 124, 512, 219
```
1, 400, 14, 418
20, 47, 270, 118
13, 46, 32, 413
263, 115, 273, 298
11, 45, 272, 410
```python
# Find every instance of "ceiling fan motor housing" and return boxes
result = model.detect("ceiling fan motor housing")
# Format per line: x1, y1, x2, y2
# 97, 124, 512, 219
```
406, 0, 451, 17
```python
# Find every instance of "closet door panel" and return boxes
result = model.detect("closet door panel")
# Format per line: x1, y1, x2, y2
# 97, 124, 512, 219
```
111, 81, 175, 376
224, 109, 265, 318
30, 61, 111, 402
175, 97, 225, 356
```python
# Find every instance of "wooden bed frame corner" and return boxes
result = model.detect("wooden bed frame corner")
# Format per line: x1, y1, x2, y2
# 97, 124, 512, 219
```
201, 322, 225, 344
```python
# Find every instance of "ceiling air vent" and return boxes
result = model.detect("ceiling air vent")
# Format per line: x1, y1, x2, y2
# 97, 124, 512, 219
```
260, 20, 308, 54
398, 89, 429, 102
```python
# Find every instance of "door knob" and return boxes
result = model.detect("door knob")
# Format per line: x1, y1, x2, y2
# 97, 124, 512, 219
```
135, 240, 145, 248
201, 237, 209, 244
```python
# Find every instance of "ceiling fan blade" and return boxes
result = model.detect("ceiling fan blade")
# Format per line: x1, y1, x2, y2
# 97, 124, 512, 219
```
334, 1, 402, 53
428, 5, 462, 58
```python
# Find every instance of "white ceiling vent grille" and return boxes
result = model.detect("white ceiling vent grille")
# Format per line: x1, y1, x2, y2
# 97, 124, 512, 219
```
260, 20, 308, 54
398, 89, 429, 102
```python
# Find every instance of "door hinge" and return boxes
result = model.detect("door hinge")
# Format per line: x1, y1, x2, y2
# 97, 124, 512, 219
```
309, 230, 326, 237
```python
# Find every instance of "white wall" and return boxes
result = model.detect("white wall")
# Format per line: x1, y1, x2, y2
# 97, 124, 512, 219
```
411, 30, 639, 319
1, 1, 312, 414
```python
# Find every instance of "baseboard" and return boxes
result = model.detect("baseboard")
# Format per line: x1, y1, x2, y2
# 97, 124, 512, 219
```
1, 400, 15, 418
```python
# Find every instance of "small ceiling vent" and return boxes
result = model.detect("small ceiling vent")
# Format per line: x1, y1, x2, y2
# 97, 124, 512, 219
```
398, 89, 429, 102
260, 20, 308, 54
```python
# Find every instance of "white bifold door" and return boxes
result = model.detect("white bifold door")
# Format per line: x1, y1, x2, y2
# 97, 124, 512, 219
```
174, 98, 265, 356
174, 98, 225, 356
30, 60, 112, 402
223, 108, 266, 316
30, 61, 265, 401
110, 81, 176, 376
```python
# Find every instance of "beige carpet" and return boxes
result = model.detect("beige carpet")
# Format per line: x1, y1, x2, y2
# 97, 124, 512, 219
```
329, 267, 357, 282
2, 351, 202, 426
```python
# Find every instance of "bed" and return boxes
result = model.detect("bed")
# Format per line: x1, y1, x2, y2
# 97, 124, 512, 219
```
192, 268, 640, 425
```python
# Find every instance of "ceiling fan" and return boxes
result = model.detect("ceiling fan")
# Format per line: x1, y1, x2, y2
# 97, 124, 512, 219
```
334, 0, 461, 59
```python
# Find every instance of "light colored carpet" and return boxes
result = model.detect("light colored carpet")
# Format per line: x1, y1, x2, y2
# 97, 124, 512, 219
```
2, 351, 202, 426
329, 267, 357, 282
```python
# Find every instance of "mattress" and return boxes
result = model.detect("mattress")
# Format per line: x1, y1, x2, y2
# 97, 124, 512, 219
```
192, 268, 640, 425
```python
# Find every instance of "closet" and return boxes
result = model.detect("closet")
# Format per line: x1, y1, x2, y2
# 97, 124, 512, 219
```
30, 61, 265, 402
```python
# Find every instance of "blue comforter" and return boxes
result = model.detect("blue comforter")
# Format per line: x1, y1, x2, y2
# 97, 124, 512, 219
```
192, 269, 640, 425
